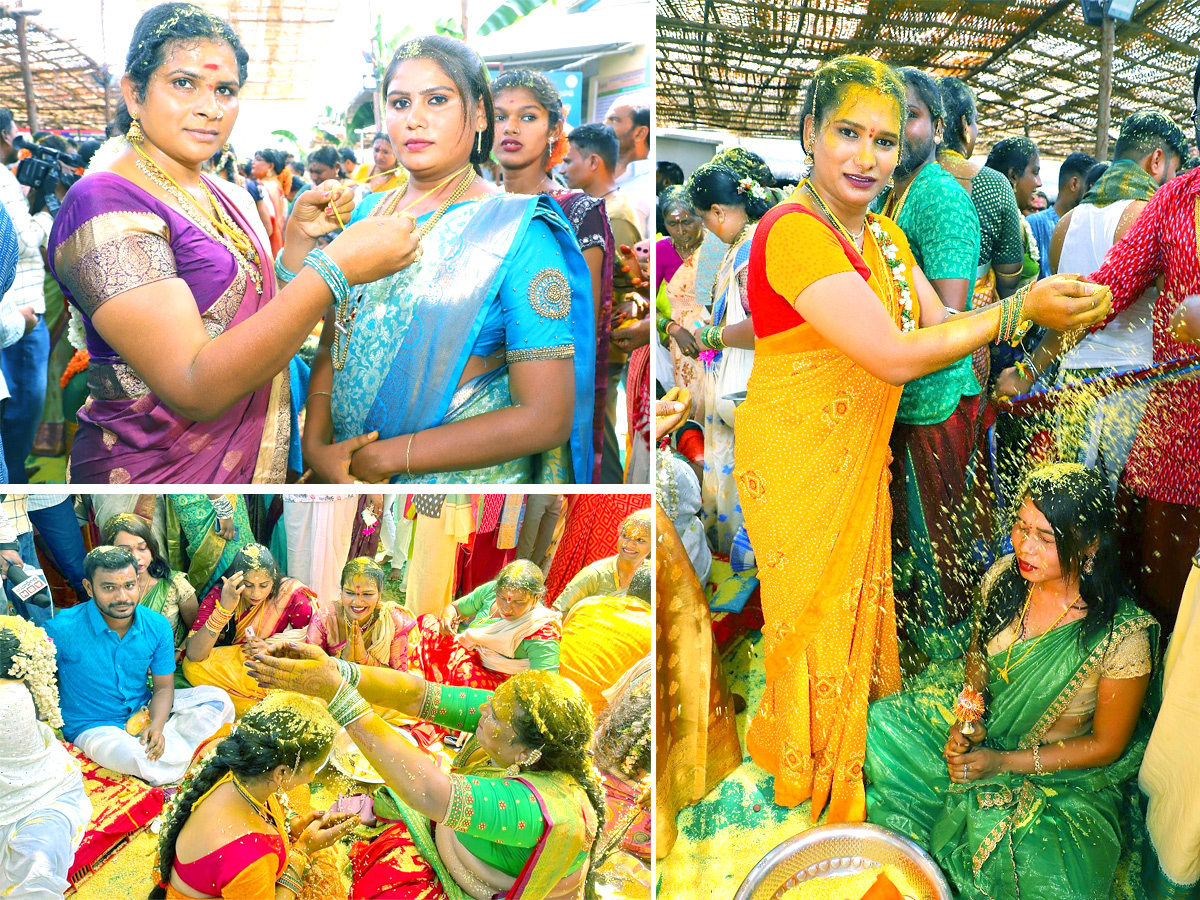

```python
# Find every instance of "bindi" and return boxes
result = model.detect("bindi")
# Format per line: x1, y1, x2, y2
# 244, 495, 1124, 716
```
203, 63, 219, 70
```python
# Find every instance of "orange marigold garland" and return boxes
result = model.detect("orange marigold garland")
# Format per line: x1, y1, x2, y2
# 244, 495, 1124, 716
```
952, 685, 986, 736
545, 133, 570, 172
61, 348, 89, 389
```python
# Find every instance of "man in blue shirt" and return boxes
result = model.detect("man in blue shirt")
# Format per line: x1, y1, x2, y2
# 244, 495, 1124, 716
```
44, 546, 234, 785
1027, 150, 1096, 278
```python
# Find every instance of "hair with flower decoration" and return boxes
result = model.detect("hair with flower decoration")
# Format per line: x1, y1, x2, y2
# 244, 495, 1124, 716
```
686, 148, 775, 221
149, 693, 336, 899
0, 616, 64, 728
980, 462, 1124, 648
492, 670, 606, 900
383, 34, 494, 167
593, 666, 650, 779
115, 3, 248, 137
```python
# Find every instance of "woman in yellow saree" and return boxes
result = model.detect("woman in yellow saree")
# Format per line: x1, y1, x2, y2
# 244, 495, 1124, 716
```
734, 54, 1112, 823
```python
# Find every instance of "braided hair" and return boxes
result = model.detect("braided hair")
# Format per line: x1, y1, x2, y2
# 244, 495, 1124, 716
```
149, 693, 336, 899
499, 671, 607, 900
593, 672, 650, 779
116, 3, 249, 136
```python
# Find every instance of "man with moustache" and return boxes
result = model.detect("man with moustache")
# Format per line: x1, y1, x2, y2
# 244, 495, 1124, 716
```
43, 546, 233, 785
870, 67, 984, 649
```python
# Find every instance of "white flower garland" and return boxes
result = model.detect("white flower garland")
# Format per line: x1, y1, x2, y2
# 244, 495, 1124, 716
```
868, 219, 916, 333
0, 615, 64, 728
736, 177, 768, 201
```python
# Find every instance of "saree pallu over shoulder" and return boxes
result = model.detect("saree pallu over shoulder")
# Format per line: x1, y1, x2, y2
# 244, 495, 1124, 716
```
734, 202, 908, 822
333, 192, 595, 484
865, 600, 1159, 900
48, 172, 288, 484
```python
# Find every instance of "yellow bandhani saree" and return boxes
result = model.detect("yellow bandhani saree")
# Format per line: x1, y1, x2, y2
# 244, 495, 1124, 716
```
734, 200, 912, 822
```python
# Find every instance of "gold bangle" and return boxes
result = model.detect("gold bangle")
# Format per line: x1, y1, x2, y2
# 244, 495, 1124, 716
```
307, 390, 332, 405
1032, 743, 1045, 776
405, 433, 416, 477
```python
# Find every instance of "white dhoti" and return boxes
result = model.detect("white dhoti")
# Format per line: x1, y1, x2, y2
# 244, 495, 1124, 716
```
74, 686, 234, 786
0, 782, 91, 899
282, 497, 358, 604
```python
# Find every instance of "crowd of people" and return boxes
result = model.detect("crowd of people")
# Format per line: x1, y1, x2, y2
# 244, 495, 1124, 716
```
0, 491, 652, 898
656, 52, 1200, 900
0, 1, 654, 485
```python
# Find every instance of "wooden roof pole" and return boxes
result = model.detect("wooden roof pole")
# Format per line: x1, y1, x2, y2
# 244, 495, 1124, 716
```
1096, 15, 1114, 160
12, 9, 38, 133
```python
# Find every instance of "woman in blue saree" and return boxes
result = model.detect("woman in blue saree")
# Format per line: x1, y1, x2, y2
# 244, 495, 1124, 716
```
865, 463, 1157, 900
299, 35, 595, 485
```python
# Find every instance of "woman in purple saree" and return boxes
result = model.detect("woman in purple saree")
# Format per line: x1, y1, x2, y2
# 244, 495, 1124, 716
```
46, 2, 415, 484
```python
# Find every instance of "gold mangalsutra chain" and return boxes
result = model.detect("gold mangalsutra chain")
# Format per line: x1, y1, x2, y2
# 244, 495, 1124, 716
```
133, 148, 263, 293
803, 180, 866, 245
231, 775, 277, 827
998, 588, 1082, 683
332, 167, 478, 370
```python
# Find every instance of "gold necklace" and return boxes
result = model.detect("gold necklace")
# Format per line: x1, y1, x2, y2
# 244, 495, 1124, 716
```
332, 166, 477, 371
998, 588, 1081, 683
131, 142, 263, 294
232, 774, 276, 827
803, 180, 866, 245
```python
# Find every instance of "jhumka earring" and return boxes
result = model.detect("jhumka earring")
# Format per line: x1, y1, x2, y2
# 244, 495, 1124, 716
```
127, 116, 145, 144
886, 175, 895, 190
506, 761, 521, 776
805, 150, 814, 166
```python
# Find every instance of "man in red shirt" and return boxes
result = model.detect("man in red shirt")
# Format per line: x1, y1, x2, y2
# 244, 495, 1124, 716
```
1017, 67, 1200, 633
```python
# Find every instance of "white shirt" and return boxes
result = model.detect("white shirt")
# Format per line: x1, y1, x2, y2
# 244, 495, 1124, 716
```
0, 164, 51, 315
616, 157, 654, 239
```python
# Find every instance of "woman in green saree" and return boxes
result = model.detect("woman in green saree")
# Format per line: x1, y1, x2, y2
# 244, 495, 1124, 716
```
246, 642, 604, 900
166, 493, 252, 598
865, 463, 1157, 900
103, 512, 198, 645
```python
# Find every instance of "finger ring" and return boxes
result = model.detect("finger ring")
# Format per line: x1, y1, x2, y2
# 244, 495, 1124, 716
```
963, 765, 968, 778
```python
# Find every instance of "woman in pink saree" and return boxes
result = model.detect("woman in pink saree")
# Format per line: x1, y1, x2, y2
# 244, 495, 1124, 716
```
47, 3, 417, 484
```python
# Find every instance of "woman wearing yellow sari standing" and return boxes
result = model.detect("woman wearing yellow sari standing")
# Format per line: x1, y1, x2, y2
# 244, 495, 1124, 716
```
734, 55, 1113, 824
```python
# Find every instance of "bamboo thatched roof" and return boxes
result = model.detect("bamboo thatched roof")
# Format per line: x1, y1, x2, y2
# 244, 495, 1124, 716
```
0, 8, 110, 132
656, 0, 1200, 158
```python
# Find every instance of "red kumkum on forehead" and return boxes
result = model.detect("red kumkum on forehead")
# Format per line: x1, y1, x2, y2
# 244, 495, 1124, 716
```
203, 63, 220, 70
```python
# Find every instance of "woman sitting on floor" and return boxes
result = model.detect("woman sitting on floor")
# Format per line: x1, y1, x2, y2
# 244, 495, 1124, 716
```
104, 512, 198, 646
551, 509, 651, 615
412, 559, 561, 692
150, 693, 359, 899
0, 617, 91, 900
865, 463, 1156, 900
307, 556, 418, 723
247, 646, 605, 900
183, 544, 315, 716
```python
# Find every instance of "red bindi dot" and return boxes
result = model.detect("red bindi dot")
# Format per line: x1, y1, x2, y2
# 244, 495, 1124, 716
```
203, 63, 219, 71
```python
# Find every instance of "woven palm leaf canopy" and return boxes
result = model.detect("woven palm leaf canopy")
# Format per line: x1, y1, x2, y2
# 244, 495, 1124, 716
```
656, 0, 1200, 159
0, 5, 110, 133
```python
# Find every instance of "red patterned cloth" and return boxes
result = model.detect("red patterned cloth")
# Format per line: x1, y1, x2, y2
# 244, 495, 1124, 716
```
1089, 166, 1200, 505
66, 743, 165, 885
544, 495, 647, 600
627, 344, 651, 447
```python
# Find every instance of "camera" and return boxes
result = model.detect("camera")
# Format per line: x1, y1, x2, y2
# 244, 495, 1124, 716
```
13, 135, 84, 216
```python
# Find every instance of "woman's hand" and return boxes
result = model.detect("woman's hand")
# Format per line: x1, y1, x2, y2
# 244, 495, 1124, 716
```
1169, 294, 1200, 346
667, 322, 700, 358
656, 387, 692, 441
215, 516, 237, 541
944, 722, 987, 758
289, 810, 322, 843
440, 604, 461, 637
304, 430, 379, 484
323, 216, 423, 287
946, 746, 1006, 784
219, 572, 244, 611
347, 439, 395, 484
294, 811, 361, 856
1022, 275, 1111, 332
244, 641, 342, 701
287, 181, 357, 240
992, 365, 1033, 404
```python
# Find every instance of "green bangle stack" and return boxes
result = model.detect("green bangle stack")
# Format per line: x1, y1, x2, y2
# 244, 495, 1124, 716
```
701, 324, 726, 350
997, 283, 1033, 346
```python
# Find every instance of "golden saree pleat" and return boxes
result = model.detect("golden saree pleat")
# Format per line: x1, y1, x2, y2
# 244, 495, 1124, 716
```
654, 505, 742, 858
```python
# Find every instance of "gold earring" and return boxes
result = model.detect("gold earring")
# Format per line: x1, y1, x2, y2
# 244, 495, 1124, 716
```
506, 761, 521, 776
805, 150, 814, 166
127, 116, 145, 144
